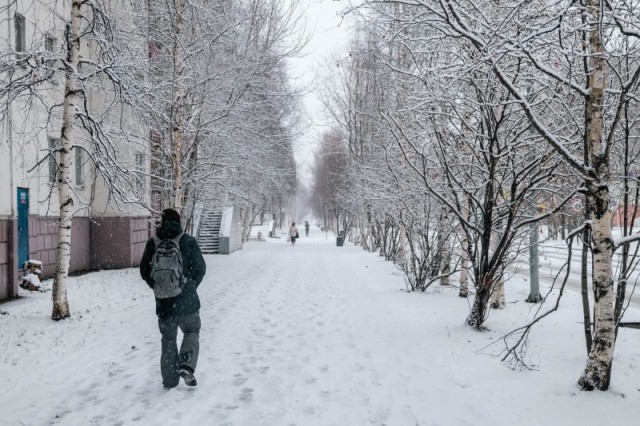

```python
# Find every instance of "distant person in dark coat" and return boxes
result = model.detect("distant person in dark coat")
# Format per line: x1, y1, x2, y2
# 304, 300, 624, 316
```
140, 208, 206, 389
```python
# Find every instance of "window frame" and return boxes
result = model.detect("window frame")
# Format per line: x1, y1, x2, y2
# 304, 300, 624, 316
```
44, 35, 57, 80
134, 152, 146, 191
15, 13, 26, 53
75, 146, 85, 187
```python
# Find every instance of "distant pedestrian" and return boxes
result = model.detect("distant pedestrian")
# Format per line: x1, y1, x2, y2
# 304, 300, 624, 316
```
304, 221, 310, 237
289, 222, 299, 245
140, 208, 206, 389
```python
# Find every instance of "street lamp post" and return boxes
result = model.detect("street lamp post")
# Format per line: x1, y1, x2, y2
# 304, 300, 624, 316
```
526, 200, 542, 303
524, 84, 542, 303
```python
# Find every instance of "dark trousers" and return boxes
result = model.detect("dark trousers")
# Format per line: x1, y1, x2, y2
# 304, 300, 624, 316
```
158, 311, 201, 387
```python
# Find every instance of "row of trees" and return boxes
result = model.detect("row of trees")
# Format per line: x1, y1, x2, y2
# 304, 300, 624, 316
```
142, 0, 304, 230
310, 0, 640, 391
1, 0, 305, 319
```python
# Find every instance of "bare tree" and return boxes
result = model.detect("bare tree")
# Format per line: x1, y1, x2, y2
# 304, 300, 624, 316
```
1, 0, 151, 319
142, 0, 306, 233
354, 0, 640, 391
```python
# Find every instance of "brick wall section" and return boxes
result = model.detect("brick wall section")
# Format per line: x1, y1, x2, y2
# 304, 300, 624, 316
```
131, 218, 152, 265
0, 220, 10, 300
24, 217, 91, 279
29, 217, 58, 278
1, 216, 150, 301
91, 217, 151, 270
91, 217, 129, 270
70, 218, 91, 273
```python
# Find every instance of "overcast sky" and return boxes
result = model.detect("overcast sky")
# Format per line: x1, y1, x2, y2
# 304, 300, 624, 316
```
287, 0, 354, 185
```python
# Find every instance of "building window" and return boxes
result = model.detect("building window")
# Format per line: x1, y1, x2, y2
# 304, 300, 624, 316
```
75, 146, 85, 187
45, 35, 56, 79
15, 14, 26, 52
134, 152, 146, 191
48, 137, 59, 184
45, 35, 55, 52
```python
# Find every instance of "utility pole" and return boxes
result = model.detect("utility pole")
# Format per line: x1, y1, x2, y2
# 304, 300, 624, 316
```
526, 200, 542, 302
524, 85, 542, 303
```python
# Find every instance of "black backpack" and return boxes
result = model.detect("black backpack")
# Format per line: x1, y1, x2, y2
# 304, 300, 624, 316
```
150, 234, 185, 298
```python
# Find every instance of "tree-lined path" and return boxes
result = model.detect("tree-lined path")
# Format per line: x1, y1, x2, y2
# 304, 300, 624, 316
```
0, 226, 637, 425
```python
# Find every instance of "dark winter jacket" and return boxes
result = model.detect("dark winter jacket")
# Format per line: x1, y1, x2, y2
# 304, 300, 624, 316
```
140, 219, 206, 319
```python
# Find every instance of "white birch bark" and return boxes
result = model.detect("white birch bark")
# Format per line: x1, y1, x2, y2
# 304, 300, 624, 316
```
361, 225, 371, 251
459, 115, 472, 297
242, 205, 254, 243
51, 0, 82, 320
459, 205, 469, 297
397, 221, 407, 266
489, 226, 506, 309
439, 228, 452, 286
578, 0, 615, 390
490, 276, 505, 309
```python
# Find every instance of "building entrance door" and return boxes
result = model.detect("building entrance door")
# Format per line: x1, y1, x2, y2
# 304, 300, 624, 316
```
17, 188, 29, 268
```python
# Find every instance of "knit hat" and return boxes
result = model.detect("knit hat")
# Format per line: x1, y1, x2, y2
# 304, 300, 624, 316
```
161, 208, 181, 222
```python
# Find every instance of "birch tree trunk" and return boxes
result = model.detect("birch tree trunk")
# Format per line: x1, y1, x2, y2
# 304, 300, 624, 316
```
429, 210, 444, 277
360, 223, 371, 251
458, 117, 472, 297
580, 185, 615, 391
581, 202, 593, 354
171, 0, 187, 211
459, 205, 469, 297
397, 221, 407, 266
490, 275, 505, 309
578, 0, 615, 391
439, 228, 452, 286
467, 276, 492, 329
490, 227, 506, 309
51, 0, 82, 320
242, 205, 254, 243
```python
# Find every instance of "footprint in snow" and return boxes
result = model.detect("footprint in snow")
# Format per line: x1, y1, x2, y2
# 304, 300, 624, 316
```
239, 387, 254, 402
233, 374, 248, 386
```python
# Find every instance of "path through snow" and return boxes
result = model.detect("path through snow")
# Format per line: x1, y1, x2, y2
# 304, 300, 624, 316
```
0, 226, 638, 425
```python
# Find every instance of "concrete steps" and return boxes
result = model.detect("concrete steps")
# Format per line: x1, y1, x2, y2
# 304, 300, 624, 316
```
198, 212, 223, 254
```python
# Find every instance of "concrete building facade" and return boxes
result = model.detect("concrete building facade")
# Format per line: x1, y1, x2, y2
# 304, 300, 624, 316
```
0, 1, 151, 300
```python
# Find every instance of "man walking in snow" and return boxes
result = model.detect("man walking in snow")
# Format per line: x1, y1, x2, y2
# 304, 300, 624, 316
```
140, 208, 207, 389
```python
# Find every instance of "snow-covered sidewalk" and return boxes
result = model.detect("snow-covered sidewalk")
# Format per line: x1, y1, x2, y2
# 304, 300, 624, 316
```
0, 227, 638, 425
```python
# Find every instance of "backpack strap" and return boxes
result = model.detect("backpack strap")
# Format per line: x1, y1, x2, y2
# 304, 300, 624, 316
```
172, 233, 185, 245
172, 233, 185, 283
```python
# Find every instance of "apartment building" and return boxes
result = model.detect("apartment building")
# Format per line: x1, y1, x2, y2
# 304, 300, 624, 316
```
0, 1, 151, 300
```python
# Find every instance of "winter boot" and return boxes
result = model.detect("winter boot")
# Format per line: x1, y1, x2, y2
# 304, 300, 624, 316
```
179, 366, 197, 386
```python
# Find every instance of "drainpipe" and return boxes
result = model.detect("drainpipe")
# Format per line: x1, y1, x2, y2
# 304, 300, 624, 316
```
7, 1, 14, 218
7, 6, 17, 297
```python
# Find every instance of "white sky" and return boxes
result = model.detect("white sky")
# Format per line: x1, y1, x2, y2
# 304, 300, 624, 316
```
287, 0, 354, 186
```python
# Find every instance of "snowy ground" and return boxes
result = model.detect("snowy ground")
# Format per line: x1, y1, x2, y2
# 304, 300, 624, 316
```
0, 226, 639, 426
